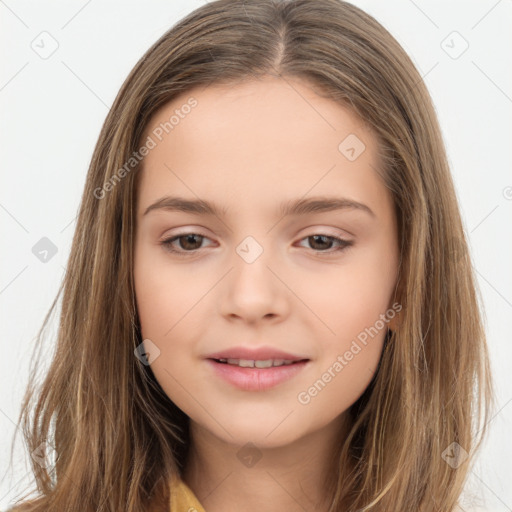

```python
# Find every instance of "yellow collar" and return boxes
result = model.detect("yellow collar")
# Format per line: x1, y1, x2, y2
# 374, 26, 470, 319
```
169, 472, 206, 512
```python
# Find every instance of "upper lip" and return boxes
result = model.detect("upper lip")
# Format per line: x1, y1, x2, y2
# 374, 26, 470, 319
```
206, 346, 309, 361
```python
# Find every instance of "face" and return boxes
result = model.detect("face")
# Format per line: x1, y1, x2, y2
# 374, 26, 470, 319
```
133, 76, 399, 449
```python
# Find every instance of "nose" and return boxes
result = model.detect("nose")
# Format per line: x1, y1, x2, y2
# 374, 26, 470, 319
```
219, 244, 289, 325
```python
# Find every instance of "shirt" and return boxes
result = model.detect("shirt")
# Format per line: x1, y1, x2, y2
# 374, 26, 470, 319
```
5, 473, 206, 512
169, 472, 206, 512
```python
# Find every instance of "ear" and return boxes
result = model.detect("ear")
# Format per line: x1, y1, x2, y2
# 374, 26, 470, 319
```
387, 315, 398, 332
386, 304, 402, 332
387, 277, 403, 332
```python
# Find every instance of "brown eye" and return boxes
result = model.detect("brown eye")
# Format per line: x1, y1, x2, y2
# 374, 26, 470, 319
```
298, 234, 353, 254
307, 235, 334, 251
160, 233, 210, 254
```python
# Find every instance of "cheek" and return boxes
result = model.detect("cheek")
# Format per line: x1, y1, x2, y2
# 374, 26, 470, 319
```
133, 254, 203, 409
134, 247, 201, 338
134, 258, 170, 338
297, 256, 395, 341
296, 275, 389, 417
294, 249, 395, 398
133, 246, 214, 400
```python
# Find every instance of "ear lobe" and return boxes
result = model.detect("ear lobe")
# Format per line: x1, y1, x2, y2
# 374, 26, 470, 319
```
386, 309, 401, 332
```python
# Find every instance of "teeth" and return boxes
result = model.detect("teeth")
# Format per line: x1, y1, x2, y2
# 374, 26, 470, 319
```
219, 358, 298, 368
255, 360, 273, 368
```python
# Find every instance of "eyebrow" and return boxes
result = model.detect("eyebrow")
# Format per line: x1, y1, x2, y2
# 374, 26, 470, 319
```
142, 195, 375, 218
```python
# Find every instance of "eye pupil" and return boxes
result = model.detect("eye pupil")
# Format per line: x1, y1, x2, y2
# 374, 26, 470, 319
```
309, 235, 332, 251
180, 234, 203, 250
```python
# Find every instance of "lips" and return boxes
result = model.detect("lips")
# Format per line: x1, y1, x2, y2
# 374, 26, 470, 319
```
206, 358, 310, 391
204, 346, 311, 391
205, 346, 309, 362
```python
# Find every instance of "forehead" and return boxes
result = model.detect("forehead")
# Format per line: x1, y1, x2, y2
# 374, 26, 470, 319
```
141, 76, 372, 154
136, 76, 388, 218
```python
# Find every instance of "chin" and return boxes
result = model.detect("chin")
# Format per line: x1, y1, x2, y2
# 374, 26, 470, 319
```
197, 413, 314, 450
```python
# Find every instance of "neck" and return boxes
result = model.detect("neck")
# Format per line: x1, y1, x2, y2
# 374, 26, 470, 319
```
182, 414, 352, 512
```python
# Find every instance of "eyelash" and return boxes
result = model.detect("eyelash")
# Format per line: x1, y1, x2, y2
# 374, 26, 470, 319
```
159, 232, 353, 257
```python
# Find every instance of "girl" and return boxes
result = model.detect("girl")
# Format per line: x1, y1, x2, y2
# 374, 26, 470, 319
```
6, 0, 494, 511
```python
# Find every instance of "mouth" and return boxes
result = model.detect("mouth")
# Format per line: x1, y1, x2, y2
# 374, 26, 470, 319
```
210, 357, 309, 368
206, 357, 310, 391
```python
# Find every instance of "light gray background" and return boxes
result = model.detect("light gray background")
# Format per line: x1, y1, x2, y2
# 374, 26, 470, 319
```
1, 1, 511, 510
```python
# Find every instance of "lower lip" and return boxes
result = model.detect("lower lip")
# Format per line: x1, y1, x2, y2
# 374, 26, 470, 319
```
206, 359, 309, 391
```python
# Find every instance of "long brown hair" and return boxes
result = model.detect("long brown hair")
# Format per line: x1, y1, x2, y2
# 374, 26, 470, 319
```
6, 0, 494, 510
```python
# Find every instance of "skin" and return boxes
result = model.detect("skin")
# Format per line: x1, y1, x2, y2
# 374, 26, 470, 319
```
133, 75, 400, 512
